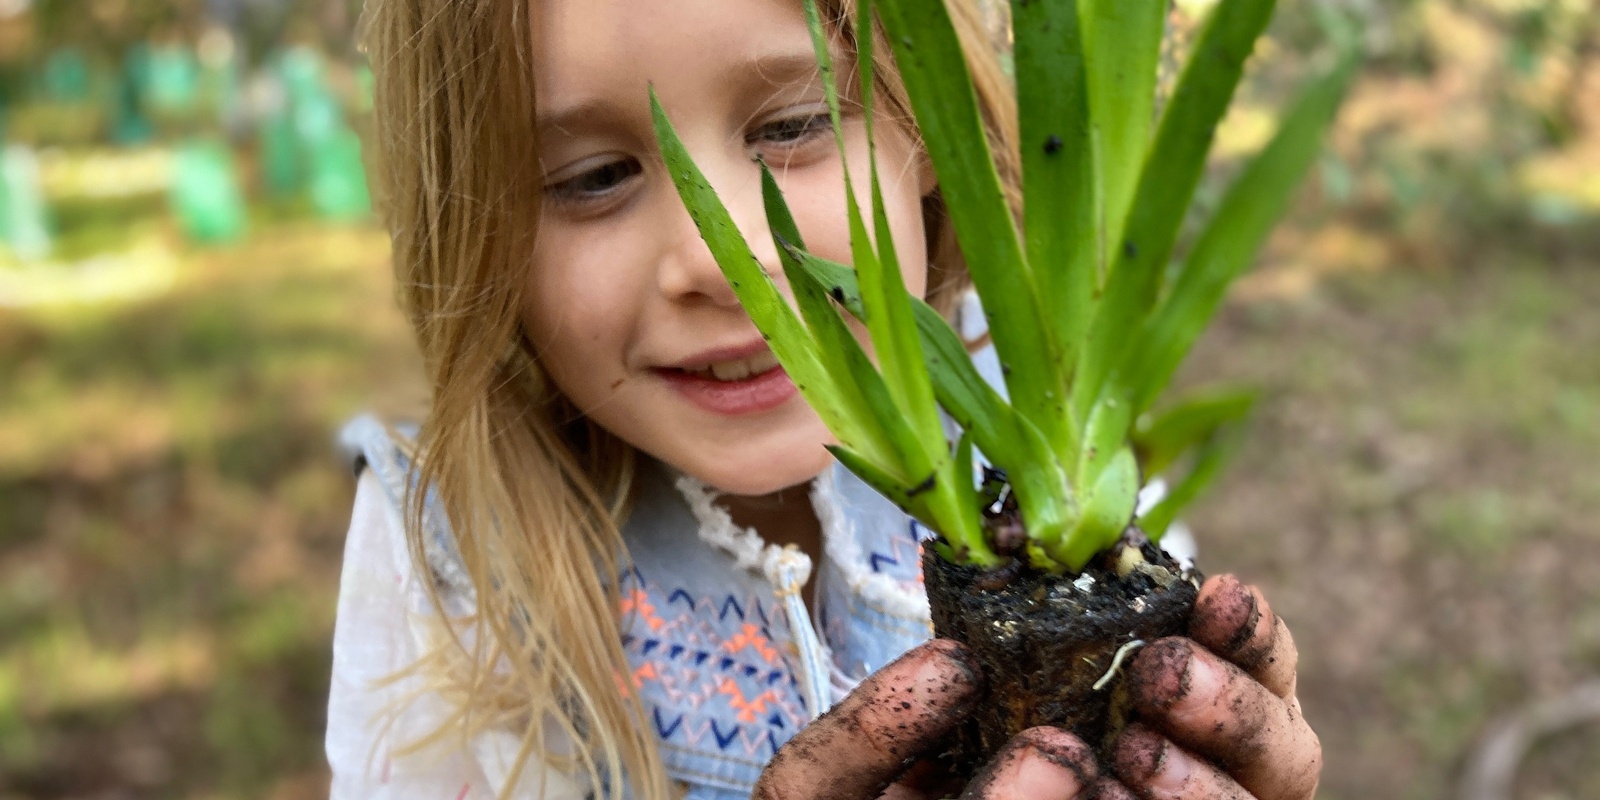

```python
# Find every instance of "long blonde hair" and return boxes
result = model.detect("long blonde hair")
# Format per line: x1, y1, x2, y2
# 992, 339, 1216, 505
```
359, 0, 1018, 796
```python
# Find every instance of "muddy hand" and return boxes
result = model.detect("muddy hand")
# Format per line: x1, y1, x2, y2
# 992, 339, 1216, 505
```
752, 639, 981, 800
1112, 575, 1322, 800
956, 725, 1137, 800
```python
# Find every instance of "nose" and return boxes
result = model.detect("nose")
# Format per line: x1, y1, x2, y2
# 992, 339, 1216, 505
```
654, 151, 783, 307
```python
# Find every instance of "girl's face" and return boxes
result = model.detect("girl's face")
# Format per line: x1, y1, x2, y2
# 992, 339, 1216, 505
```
524, 0, 935, 496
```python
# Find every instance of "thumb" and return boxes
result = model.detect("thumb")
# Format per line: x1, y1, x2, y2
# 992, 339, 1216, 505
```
754, 639, 983, 800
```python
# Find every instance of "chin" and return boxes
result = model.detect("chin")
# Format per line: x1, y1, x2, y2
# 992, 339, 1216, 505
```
678, 423, 836, 497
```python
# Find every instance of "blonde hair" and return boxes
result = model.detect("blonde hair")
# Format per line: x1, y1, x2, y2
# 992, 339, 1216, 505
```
359, 0, 1018, 797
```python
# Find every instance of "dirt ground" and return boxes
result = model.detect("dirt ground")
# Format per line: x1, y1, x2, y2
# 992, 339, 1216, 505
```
1184, 246, 1600, 800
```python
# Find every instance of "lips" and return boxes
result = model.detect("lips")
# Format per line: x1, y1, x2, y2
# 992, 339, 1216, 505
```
654, 341, 797, 416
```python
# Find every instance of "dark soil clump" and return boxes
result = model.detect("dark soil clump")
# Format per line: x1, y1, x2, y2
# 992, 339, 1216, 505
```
922, 531, 1199, 776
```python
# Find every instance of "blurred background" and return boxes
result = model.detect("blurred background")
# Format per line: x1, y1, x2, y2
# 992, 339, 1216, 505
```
0, 0, 1596, 797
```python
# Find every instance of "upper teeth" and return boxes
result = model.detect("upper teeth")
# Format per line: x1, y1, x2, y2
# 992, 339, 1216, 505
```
687, 350, 781, 381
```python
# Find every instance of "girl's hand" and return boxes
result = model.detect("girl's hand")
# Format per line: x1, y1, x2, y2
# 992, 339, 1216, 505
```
752, 575, 1320, 800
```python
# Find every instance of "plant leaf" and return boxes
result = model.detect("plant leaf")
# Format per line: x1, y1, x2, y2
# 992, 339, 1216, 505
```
1133, 387, 1257, 477
875, 0, 1065, 450
785, 246, 1075, 546
759, 164, 925, 486
1128, 49, 1360, 414
826, 444, 913, 512
802, 0, 945, 456
1137, 423, 1247, 541
1011, 0, 1094, 402
1079, 0, 1167, 279
1076, 390, 1133, 491
921, 430, 1003, 567
1053, 445, 1139, 570
1072, 0, 1277, 430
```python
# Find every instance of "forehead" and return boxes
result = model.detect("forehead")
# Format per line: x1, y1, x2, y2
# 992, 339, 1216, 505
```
532, 0, 819, 107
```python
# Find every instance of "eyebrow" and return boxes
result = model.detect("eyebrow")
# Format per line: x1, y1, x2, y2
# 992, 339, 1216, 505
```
536, 51, 830, 139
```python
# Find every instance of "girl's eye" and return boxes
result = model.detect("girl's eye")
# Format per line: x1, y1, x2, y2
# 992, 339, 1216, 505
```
751, 113, 831, 150
544, 158, 643, 208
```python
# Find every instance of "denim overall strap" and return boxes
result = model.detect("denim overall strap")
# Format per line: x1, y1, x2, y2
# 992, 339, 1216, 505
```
337, 414, 473, 599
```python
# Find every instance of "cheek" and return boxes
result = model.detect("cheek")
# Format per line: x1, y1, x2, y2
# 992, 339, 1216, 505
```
780, 161, 932, 300
522, 235, 635, 401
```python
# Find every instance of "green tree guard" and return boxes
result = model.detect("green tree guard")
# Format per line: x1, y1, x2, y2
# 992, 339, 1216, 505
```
307, 127, 371, 221
170, 140, 247, 244
112, 49, 155, 145
292, 88, 342, 145
147, 45, 201, 116
258, 108, 302, 198
277, 47, 324, 107
42, 49, 92, 103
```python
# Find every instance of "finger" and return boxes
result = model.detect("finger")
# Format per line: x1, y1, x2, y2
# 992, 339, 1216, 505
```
1188, 575, 1298, 700
1087, 778, 1140, 800
959, 727, 1097, 800
1126, 638, 1321, 800
1112, 724, 1253, 800
878, 784, 928, 800
892, 758, 963, 799
754, 639, 982, 800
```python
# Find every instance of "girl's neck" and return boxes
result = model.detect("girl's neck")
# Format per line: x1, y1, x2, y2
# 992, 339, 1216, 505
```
718, 481, 824, 605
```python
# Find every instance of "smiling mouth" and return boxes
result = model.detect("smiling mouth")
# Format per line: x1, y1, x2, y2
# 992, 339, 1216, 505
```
671, 349, 782, 382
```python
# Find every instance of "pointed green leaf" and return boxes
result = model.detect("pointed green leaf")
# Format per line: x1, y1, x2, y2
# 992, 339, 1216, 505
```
1073, 0, 1278, 428
783, 248, 1015, 464
1072, 0, 1279, 430
1011, 0, 1094, 398
801, 0, 851, 160
802, 0, 943, 450
784, 246, 1074, 548
1077, 390, 1134, 487
875, 0, 1064, 448
1133, 387, 1256, 476
1080, 0, 1167, 277
952, 429, 979, 520
826, 443, 914, 512
918, 431, 1004, 567
1128, 50, 1359, 414
829, 439, 997, 564
1138, 424, 1247, 541
760, 164, 925, 482
868, 170, 943, 441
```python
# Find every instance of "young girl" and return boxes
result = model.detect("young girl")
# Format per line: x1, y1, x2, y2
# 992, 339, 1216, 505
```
328, 0, 1323, 798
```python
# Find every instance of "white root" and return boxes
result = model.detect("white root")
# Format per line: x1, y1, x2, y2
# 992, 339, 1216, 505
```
1093, 639, 1147, 691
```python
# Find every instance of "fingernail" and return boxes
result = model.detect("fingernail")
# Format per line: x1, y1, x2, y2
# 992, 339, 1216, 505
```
1184, 648, 1222, 703
1130, 638, 1191, 712
1192, 574, 1253, 654
1013, 749, 1087, 799
1114, 726, 1191, 796
1146, 740, 1193, 794
1113, 725, 1165, 784
912, 639, 981, 690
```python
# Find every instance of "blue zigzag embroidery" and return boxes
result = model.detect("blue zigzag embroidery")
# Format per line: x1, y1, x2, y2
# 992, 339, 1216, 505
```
710, 720, 740, 750
653, 707, 683, 740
